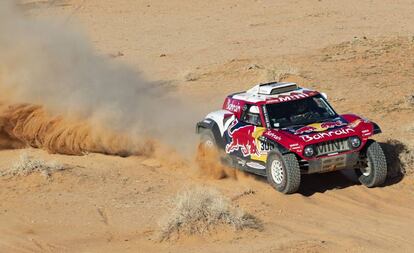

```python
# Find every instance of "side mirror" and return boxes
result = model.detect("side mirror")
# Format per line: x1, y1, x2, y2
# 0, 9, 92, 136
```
321, 92, 328, 100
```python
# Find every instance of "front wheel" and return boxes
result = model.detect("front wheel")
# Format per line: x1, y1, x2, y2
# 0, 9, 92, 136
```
357, 141, 387, 187
266, 152, 301, 194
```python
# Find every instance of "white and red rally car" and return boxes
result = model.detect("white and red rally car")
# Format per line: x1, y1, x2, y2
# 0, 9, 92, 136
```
196, 82, 387, 194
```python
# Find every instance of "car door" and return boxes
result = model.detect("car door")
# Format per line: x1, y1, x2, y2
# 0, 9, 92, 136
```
225, 104, 266, 161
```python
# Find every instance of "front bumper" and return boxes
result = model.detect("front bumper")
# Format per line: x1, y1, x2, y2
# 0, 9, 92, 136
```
306, 152, 359, 174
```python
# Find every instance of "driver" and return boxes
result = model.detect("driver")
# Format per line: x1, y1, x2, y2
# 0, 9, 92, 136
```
290, 100, 317, 121
245, 106, 262, 126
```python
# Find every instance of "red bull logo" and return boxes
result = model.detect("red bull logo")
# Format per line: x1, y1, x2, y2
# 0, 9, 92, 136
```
295, 126, 317, 135
295, 120, 346, 135
225, 122, 259, 157
320, 120, 346, 129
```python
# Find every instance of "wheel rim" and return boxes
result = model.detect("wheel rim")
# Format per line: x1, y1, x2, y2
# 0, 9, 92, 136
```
360, 161, 372, 176
271, 160, 284, 184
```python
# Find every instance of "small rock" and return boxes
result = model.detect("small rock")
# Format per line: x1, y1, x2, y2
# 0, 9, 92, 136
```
159, 54, 166, 57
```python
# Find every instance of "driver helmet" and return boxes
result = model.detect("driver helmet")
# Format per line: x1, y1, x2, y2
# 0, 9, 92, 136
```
247, 106, 260, 125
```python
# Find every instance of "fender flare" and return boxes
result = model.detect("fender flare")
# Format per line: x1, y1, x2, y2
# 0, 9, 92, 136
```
259, 136, 290, 155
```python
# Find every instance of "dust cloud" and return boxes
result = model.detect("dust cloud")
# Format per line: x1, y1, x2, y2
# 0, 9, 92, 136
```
0, 1, 201, 157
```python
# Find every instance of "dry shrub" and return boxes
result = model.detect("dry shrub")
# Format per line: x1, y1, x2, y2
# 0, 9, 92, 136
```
159, 187, 262, 241
265, 65, 299, 82
1, 152, 66, 178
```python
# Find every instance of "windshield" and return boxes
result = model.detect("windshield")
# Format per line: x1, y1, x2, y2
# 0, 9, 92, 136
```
265, 95, 337, 128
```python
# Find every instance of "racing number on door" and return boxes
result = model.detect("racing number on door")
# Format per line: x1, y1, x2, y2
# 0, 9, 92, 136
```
260, 142, 275, 152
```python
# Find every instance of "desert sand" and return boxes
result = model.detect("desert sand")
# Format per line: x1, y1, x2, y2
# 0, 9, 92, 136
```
1, 0, 414, 252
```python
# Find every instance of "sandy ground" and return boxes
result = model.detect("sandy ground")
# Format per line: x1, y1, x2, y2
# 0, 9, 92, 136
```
1, 0, 414, 252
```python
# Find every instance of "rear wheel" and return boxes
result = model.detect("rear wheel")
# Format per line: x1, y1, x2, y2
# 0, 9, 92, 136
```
266, 152, 301, 194
357, 141, 387, 187
197, 129, 228, 179
199, 129, 216, 150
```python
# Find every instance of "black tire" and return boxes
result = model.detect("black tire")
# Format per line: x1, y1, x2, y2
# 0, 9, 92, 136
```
357, 141, 387, 187
266, 152, 301, 194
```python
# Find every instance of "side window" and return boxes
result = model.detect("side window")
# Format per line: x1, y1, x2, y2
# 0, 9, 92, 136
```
241, 104, 262, 126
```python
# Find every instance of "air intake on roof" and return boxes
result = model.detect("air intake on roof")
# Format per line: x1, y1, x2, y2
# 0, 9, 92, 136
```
246, 82, 299, 95
249, 82, 298, 95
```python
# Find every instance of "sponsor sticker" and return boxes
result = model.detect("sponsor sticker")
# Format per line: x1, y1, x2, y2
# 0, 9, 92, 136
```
265, 131, 282, 141
225, 99, 242, 113
225, 120, 259, 157
295, 120, 347, 135
266, 90, 319, 104
267, 92, 310, 103
300, 128, 356, 142
289, 143, 300, 150
262, 105, 271, 128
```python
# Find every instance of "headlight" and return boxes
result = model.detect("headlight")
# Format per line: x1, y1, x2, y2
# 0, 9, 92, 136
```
303, 145, 315, 157
349, 136, 361, 148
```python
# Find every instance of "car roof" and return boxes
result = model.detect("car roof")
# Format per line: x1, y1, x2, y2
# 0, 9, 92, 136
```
231, 82, 320, 104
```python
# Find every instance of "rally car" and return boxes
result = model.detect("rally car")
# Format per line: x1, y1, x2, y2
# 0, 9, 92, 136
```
196, 82, 387, 194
